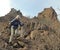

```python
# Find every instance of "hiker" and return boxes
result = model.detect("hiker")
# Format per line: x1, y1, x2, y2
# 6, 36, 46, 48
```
9, 15, 24, 43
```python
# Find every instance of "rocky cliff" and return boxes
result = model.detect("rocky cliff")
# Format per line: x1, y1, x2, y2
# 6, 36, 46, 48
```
38, 7, 57, 21
0, 7, 60, 50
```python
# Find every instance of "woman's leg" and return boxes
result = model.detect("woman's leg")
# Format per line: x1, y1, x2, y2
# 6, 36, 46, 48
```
15, 29, 18, 36
9, 26, 14, 43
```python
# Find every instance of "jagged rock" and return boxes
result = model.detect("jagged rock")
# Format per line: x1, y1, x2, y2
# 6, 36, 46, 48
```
30, 30, 41, 40
0, 39, 7, 48
8, 8, 22, 17
13, 43, 17, 47
37, 24, 49, 31
38, 7, 57, 21
0, 48, 8, 50
25, 35, 31, 40
17, 41, 25, 47
9, 8, 17, 14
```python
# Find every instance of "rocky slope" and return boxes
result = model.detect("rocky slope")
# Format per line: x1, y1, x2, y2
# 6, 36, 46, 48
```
0, 7, 60, 50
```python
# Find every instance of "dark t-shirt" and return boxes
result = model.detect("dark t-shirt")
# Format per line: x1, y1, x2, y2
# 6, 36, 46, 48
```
10, 19, 23, 29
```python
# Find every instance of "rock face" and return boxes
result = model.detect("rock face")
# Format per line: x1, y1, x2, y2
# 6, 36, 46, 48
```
0, 7, 60, 50
38, 7, 57, 21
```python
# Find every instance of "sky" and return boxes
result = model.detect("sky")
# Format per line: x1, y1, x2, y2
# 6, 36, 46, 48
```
0, 0, 11, 16
0, 0, 60, 20
11, 0, 60, 19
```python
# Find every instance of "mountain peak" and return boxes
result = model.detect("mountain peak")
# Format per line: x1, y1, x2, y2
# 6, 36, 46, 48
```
6, 8, 23, 18
10, 8, 17, 13
38, 7, 57, 21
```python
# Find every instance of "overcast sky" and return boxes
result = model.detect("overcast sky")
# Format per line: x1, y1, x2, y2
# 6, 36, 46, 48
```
0, 0, 60, 20
0, 0, 11, 16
